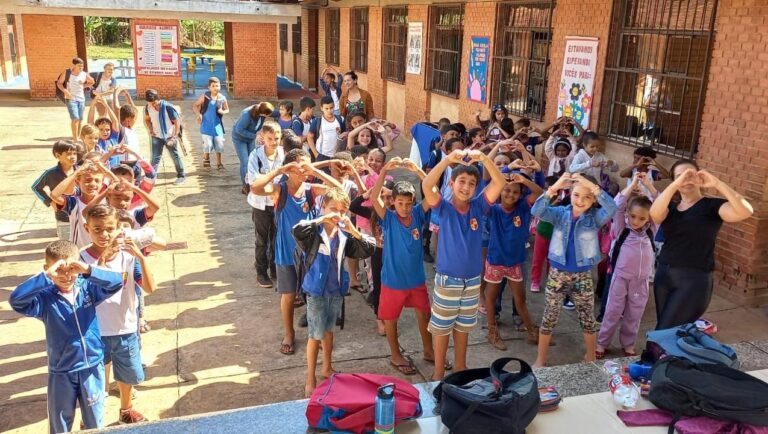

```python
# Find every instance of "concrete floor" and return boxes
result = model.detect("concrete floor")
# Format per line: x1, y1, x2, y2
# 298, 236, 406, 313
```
1, 99, 767, 433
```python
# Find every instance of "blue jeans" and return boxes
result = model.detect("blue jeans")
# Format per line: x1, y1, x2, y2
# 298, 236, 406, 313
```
151, 137, 185, 178
233, 137, 255, 184
66, 100, 85, 120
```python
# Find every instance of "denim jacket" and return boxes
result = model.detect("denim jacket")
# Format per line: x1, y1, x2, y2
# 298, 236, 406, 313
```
232, 107, 266, 143
531, 191, 618, 267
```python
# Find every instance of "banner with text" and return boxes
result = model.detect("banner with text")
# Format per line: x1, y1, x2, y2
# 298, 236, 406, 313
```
133, 24, 180, 76
467, 36, 490, 102
557, 37, 599, 129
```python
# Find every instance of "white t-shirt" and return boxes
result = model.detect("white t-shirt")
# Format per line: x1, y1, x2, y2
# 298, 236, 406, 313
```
62, 195, 95, 248
67, 71, 88, 102
119, 126, 142, 161
247, 146, 284, 210
317, 117, 341, 157
82, 249, 141, 336
147, 104, 175, 139
95, 75, 114, 102
330, 90, 340, 112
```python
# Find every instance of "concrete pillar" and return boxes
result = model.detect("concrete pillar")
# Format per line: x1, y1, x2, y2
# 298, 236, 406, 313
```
224, 22, 234, 85
300, 8, 318, 91
0, 15, 12, 83
74, 16, 88, 64
230, 22, 278, 99
22, 14, 78, 100
130, 18, 183, 100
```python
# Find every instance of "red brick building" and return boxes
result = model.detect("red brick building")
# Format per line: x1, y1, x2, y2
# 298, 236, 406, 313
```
292, 0, 767, 307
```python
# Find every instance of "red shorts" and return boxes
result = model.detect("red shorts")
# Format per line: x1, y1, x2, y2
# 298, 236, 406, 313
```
483, 261, 523, 284
378, 284, 431, 321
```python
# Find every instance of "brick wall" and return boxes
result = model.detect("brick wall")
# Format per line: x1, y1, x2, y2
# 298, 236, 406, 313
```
696, 0, 768, 306
457, 2, 497, 125
404, 5, 431, 136
131, 19, 183, 100
365, 7, 387, 119
230, 22, 277, 99
22, 15, 78, 100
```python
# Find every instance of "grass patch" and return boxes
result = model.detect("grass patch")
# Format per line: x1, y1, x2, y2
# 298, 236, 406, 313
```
88, 43, 225, 61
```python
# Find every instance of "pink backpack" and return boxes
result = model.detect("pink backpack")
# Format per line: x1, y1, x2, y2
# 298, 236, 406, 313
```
306, 373, 422, 433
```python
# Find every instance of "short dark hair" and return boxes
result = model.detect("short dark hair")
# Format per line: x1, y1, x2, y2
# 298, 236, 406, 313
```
444, 137, 464, 152
208, 77, 220, 86
299, 97, 316, 111
468, 127, 484, 140
94, 117, 112, 128
72, 57, 84, 66
451, 123, 467, 137
111, 164, 134, 179
325, 72, 336, 81
320, 96, 334, 107
284, 148, 310, 165
280, 130, 303, 152
450, 164, 481, 183
116, 209, 135, 226
392, 181, 416, 199
45, 240, 79, 263
634, 146, 657, 159
144, 89, 159, 102
52, 140, 78, 156
279, 100, 294, 114
345, 70, 358, 81
500, 118, 515, 135
554, 138, 572, 153
514, 117, 531, 128
670, 158, 699, 175
347, 110, 367, 122
85, 204, 118, 222
440, 124, 461, 137
580, 131, 601, 147
628, 195, 653, 211
350, 145, 369, 159
438, 117, 451, 126
119, 104, 137, 121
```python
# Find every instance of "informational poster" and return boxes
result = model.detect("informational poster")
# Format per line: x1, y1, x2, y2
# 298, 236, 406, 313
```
406, 22, 423, 75
557, 37, 599, 129
133, 24, 180, 76
467, 36, 490, 102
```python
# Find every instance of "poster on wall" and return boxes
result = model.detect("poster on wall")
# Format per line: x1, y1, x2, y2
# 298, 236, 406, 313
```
406, 22, 423, 75
467, 36, 490, 102
556, 36, 599, 129
133, 24, 180, 76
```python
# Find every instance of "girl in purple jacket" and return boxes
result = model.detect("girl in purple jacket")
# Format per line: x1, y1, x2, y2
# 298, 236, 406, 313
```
596, 173, 658, 358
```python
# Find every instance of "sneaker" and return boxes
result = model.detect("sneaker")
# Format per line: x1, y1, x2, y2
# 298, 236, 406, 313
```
336, 317, 342, 326
563, 299, 576, 310
257, 274, 273, 288
531, 282, 541, 293
423, 250, 435, 263
118, 407, 147, 424
269, 266, 277, 280
174, 177, 186, 185
299, 312, 308, 328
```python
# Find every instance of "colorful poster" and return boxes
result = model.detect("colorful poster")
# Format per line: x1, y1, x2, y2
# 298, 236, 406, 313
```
467, 36, 490, 102
133, 24, 180, 76
557, 37, 599, 129
406, 22, 423, 75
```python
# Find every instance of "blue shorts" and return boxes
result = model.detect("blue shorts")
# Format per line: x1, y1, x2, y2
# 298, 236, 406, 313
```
306, 295, 343, 340
102, 333, 144, 385
66, 100, 85, 120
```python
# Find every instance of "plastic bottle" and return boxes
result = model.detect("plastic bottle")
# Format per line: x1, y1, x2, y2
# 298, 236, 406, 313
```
375, 383, 396, 434
604, 361, 640, 408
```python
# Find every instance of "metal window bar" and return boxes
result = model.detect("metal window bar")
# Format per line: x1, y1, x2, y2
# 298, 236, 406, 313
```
326, 9, 340, 66
492, 0, 554, 120
350, 8, 369, 72
382, 6, 408, 83
599, 0, 718, 158
279, 24, 288, 51
292, 17, 302, 54
426, 4, 464, 97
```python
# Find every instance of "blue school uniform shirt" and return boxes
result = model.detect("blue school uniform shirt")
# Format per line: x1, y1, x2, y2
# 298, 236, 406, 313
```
434, 194, 491, 279
322, 235, 341, 296
382, 206, 427, 289
98, 131, 121, 167
275, 181, 314, 266
200, 94, 226, 137
550, 219, 592, 273
486, 201, 532, 267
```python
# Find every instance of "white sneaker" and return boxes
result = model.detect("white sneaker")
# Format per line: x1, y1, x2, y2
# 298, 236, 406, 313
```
174, 177, 186, 185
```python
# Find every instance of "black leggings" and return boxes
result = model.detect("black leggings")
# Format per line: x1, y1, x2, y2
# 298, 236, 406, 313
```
369, 247, 383, 315
653, 263, 713, 330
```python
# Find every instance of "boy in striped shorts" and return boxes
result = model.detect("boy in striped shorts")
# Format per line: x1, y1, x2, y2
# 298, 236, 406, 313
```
422, 148, 506, 380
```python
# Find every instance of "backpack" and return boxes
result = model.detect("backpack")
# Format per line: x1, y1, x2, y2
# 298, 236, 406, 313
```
609, 226, 656, 272
306, 373, 422, 434
645, 323, 739, 368
649, 357, 768, 433
89, 72, 103, 99
55, 69, 71, 103
145, 101, 186, 154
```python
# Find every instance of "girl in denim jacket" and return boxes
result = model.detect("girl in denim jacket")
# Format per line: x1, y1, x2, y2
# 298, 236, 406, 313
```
531, 173, 617, 368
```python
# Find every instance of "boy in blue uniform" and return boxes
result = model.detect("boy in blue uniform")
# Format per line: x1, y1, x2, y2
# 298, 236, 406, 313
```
292, 188, 376, 396
9, 240, 123, 433
422, 149, 506, 380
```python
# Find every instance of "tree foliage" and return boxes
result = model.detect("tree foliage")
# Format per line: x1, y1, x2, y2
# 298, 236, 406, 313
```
84, 17, 224, 48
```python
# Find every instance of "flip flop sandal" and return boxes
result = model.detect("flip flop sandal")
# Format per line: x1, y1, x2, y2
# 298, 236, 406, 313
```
280, 340, 295, 355
623, 350, 638, 357
350, 284, 367, 294
320, 370, 340, 379
390, 360, 417, 376
293, 295, 306, 308
595, 349, 606, 360
217, 164, 225, 171
423, 358, 453, 371
203, 158, 211, 169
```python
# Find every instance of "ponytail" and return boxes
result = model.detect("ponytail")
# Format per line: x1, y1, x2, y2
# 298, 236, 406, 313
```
251, 102, 274, 118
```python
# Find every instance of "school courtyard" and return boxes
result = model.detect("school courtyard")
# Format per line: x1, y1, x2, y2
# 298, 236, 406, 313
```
1, 99, 768, 433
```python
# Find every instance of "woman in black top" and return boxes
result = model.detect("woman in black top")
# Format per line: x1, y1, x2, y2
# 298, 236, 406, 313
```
650, 159, 753, 329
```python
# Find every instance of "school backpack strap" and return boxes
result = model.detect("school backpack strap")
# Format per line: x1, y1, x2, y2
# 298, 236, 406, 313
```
55, 69, 72, 103
200, 91, 212, 116
89, 72, 103, 99
610, 228, 632, 272
646, 228, 657, 253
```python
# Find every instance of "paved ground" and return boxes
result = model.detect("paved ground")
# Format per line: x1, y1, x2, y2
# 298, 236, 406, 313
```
1, 99, 767, 433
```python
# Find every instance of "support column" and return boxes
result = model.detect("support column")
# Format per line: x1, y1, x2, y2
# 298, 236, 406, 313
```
130, 18, 183, 100
300, 8, 319, 91
74, 16, 88, 64
231, 22, 278, 99
22, 14, 78, 100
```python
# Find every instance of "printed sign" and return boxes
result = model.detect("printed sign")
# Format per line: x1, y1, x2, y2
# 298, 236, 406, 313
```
406, 22, 423, 75
467, 36, 490, 102
556, 37, 599, 129
133, 24, 180, 76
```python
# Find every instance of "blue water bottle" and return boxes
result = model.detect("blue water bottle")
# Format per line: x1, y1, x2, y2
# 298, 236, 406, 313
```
375, 383, 396, 434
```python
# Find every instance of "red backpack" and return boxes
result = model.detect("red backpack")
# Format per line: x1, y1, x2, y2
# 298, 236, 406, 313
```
306, 373, 422, 433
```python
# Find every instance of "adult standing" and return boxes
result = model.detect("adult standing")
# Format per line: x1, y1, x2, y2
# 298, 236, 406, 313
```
339, 71, 374, 119
232, 102, 274, 194
57, 57, 94, 141
319, 66, 343, 116
649, 159, 753, 329
90, 63, 118, 115
143, 89, 186, 185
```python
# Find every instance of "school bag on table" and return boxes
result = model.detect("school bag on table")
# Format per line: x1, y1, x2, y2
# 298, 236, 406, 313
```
645, 323, 739, 368
305, 373, 421, 434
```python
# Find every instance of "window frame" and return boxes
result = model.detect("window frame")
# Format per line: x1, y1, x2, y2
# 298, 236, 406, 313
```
381, 6, 408, 83
425, 4, 465, 98
279, 23, 288, 52
326, 9, 341, 66
292, 17, 302, 54
350, 7, 369, 72
598, 0, 718, 158
491, 0, 554, 121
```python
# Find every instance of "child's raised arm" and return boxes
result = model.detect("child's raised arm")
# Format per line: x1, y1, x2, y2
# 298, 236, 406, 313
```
423, 150, 464, 207
474, 150, 506, 203
128, 184, 160, 219
371, 158, 400, 219
250, 163, 295, 202
50, 165, 85, 206
574, 174, 617, 226
375, 123, 394, 154
306, 162, 343, 191
127, 240, 157, 294
510, 173, 544, 205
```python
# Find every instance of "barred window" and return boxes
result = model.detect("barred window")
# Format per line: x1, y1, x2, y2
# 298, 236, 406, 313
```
292, 17, 302, 54
426, 4, 464, 97
326, 9, 340, 65
350, 8, 369, 72
599, 0, 717, 157
492, 1, 553, 120
382, 6, 408, 83
279, 24, 288, 51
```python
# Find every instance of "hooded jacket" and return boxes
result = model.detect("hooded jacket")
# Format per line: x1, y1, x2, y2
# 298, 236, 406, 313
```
610, 192, 659, 279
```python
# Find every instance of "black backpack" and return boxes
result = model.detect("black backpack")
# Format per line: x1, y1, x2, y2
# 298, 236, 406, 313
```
649, 357, 768, 433
55, 69, 71, 103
